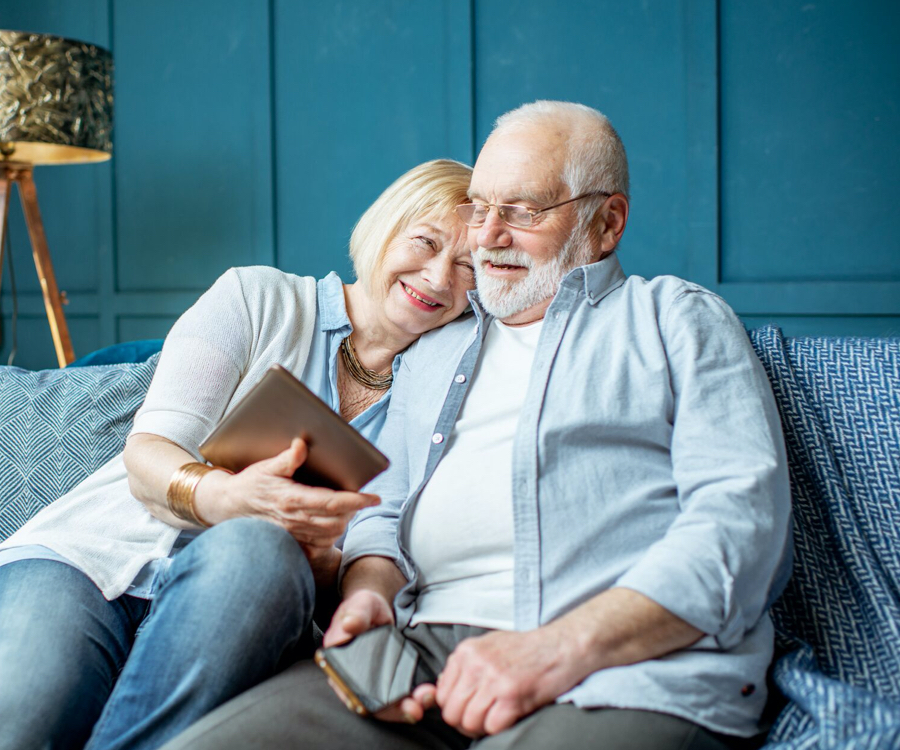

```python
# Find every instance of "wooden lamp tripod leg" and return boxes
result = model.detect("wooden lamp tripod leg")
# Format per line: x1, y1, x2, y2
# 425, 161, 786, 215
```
0, 170, 10, 294
16, 167, 75, 367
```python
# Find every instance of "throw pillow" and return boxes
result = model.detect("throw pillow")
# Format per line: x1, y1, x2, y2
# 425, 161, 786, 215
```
0, 354, 159, 541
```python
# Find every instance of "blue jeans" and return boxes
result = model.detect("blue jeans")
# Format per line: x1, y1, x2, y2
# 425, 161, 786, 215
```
0, 518, 316, 750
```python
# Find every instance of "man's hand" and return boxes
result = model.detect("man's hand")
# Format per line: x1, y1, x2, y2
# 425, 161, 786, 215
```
323, 589, 394, 648
323, 591, 440, 725
432, 588, 705, 737
435, 628, 581, 737
323, 590, 433, 723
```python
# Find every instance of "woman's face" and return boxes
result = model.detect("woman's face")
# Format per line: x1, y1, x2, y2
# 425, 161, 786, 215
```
378, 212, 474, 337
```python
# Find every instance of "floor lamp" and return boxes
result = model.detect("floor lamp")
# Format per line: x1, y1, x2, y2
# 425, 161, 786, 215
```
0, 30, 113, 367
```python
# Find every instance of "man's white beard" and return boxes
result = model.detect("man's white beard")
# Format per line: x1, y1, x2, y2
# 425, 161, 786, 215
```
474, 223, 594, 320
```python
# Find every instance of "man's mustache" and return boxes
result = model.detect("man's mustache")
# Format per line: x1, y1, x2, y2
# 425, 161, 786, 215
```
474, 247, 534, 269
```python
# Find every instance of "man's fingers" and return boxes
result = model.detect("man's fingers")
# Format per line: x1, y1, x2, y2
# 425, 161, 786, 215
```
322, 612, 367, 648
375, 688, 433, 724
435, 659, 459, 708
339, 611, 372, 636
412, 683, 437, 710
322, 590, 394, 648
436, 669, 477, 729
483, 700, 522, 736
398, 696, 425, 724
322, 598, 380, 647
459, 689, 496, 738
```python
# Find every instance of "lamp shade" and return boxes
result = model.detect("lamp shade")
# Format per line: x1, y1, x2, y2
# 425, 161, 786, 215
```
0, 30, 113, 165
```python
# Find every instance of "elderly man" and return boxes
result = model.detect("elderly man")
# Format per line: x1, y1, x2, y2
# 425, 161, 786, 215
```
165, 101, 791, 750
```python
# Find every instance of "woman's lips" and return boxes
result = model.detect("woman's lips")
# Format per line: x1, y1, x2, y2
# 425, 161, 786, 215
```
400, 281, 443, 310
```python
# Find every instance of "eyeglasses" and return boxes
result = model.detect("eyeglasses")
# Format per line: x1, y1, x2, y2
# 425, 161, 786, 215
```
455, 191, 611, 229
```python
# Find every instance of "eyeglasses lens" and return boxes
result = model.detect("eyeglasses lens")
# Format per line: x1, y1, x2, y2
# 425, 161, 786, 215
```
499, 205, 532, 228
456, 204, 483, 226
456, 203, 533, 228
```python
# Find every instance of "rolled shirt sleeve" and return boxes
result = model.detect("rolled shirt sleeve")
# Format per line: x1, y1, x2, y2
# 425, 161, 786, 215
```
339, 345, 420, 584
615, 289, 792, 648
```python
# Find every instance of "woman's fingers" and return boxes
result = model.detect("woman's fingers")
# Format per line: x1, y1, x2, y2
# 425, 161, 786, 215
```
299, 491, 380, 517
260, 437, 308, 478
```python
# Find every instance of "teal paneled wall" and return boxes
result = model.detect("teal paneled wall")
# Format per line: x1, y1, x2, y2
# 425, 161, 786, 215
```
1, 0, 898, 369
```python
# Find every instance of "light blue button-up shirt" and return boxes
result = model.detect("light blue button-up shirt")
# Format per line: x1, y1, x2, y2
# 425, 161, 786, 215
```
341, 254, 792, 737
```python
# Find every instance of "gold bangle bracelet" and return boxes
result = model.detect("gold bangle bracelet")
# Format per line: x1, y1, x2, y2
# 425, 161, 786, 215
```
166, 462, 232, 528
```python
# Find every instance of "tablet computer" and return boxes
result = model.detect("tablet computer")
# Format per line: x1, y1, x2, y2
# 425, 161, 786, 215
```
199, 364, 389, 491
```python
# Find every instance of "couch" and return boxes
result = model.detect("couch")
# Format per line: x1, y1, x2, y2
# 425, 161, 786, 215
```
1, 327, 898, 748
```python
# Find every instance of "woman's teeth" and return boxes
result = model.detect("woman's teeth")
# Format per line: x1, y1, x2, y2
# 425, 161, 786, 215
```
403, 283, 439, 307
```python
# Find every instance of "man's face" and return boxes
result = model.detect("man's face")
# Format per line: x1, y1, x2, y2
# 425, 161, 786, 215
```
467, 124, 588, 323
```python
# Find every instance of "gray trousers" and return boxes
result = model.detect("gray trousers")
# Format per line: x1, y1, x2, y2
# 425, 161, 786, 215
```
162, 623, 739, 750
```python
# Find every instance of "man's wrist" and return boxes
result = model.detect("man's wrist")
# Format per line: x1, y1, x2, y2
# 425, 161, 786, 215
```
340, 555, 407, 605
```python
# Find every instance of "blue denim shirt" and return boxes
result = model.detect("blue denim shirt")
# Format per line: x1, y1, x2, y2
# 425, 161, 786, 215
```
341, 254, 792, 737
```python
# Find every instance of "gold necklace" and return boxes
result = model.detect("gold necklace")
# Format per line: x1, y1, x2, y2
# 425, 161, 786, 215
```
339, 335, 393, 391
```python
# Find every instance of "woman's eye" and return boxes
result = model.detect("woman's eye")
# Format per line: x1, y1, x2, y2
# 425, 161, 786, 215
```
415, 236, 436, 249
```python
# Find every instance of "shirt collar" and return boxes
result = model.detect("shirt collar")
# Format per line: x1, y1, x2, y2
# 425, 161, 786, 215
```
466, 289, 491, 327
575, 252, 627, 305
316, 272, 351, 332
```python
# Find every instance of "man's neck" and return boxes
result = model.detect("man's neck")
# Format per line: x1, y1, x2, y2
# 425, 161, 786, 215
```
499, 296, 553, 327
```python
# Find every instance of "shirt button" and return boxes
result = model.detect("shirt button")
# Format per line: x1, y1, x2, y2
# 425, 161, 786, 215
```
554, 311, 560, 319
432, 433, 444, 444
454, 374, 466, 384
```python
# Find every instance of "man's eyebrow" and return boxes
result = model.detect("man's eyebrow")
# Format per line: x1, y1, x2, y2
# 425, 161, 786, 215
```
467, 187, 559, 206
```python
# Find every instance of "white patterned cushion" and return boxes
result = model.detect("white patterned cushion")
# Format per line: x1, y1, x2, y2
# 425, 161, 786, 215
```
0, 354, 159, 541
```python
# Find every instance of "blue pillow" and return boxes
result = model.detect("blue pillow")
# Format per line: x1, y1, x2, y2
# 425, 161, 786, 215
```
69, 339, 164, 367
0, 353, 160, 541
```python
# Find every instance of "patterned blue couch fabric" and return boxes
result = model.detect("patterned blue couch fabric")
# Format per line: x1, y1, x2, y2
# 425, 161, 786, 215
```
749, 326, 900, 749
0, 354, 160, 541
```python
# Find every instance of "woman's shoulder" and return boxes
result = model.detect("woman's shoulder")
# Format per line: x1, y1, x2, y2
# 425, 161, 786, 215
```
226, 265, 316, 290
215, 266, 318, 308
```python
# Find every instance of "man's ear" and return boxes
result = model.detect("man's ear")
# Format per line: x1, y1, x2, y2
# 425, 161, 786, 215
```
592, 194, 629, 260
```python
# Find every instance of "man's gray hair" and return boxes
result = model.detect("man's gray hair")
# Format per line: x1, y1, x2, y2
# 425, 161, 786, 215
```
491, 101, 629, 228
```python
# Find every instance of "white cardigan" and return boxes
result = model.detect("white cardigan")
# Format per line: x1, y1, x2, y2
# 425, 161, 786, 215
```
0, 267, 318, 599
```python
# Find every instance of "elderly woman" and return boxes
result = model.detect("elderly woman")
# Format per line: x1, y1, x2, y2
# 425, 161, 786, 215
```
0, 159, 474, 750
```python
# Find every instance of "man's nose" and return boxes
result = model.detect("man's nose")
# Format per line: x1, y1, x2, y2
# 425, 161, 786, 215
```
475, 207, 512, 249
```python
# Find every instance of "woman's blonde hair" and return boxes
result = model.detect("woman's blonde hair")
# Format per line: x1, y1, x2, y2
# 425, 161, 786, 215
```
350, 159, 472, 294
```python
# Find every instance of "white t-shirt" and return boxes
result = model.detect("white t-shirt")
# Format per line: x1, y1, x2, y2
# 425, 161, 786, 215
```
407, 317, 543, 629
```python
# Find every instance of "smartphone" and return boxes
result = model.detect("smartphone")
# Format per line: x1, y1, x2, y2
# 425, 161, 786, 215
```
315, 625, 419, 716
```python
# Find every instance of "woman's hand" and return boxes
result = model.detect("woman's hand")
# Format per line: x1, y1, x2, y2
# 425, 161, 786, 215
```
194, 438, 380, 549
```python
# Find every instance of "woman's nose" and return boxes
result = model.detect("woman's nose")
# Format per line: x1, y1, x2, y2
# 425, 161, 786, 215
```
424, 255, 452, 292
